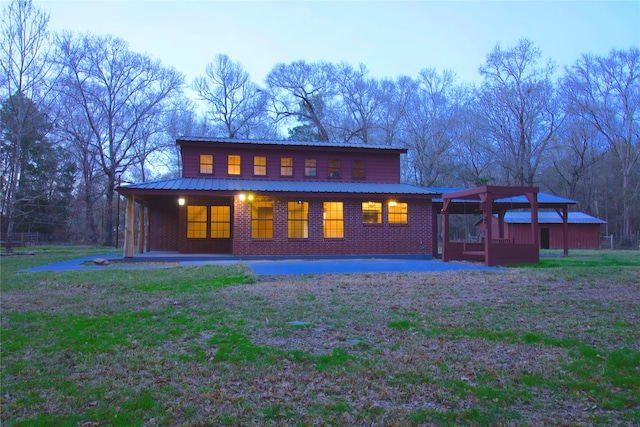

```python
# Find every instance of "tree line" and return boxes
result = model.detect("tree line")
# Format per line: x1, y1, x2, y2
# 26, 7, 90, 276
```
1, 0, 638, 251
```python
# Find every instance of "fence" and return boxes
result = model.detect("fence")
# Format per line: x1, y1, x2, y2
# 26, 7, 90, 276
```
0, 232, 40, 247
600, 232, 640, 249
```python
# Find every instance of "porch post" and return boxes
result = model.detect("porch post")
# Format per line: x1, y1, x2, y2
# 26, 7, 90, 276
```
441, 199, 450, 262
431, 204, 440, 258
562, 206, 569, 257
124, 195, 135, 258
137, 205, 145, 254
484, 195, 493, 267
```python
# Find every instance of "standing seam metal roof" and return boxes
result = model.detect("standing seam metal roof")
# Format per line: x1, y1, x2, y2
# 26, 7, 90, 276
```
177, 136, 407, 151
118, 178, 438, 195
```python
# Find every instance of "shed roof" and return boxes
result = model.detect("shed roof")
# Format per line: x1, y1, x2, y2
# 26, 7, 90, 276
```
177, 136, 407, 152
503, 211, 606, 224
118, 178, 438, 197
428, 187, 576, 205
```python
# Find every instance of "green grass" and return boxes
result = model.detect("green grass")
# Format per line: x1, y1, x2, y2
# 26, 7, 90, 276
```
1, 246, 639, 426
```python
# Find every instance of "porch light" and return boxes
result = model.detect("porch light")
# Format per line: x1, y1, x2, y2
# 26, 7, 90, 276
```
239, 193, 254, 202
247, 194, 254, 201
239, 194, 246, 201
178, 197, 185, 206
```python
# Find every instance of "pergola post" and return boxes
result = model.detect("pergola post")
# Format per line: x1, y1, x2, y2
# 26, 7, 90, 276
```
484, 195, 493, 267
124, 195, 135, 258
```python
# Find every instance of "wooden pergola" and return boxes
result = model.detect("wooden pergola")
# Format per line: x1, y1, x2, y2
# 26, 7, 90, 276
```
439, 186, 570, 266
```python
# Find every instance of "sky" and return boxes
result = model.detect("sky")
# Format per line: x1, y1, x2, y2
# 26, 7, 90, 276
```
20, 0, 640, 86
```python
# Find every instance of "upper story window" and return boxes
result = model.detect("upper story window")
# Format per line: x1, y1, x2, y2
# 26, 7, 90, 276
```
328, 160, 341, 178
200, 155, 213, 174
305, 158, 317, 177
254, 156, 267, 176
280, 157, 293, 176
352, 160, 365, 179
228, 155, 241, 175
388, 202, 408, 224
362, 202, 382, 224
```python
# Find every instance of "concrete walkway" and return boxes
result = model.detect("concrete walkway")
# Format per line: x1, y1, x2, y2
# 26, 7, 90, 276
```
18, 253, 502, 275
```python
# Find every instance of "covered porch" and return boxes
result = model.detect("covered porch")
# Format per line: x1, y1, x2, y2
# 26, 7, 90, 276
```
438, 186, 574, 266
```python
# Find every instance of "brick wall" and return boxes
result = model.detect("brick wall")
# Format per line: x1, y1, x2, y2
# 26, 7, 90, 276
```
232, 196, 433, 257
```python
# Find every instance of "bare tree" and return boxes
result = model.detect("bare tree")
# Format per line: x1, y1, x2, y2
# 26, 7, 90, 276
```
563, 48, 640, 235
56, 32, 184, 246
378, 76, 414, 147
0, 0, 55, 253
266, 60, 336, 141
402, 68, 464, 186
193, 54, 270, 139
332, 62, 382, 143
478, 39, 561, 186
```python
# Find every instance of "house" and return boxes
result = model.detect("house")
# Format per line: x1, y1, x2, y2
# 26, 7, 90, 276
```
116, 137, 439, 258
477, 211, 606, 250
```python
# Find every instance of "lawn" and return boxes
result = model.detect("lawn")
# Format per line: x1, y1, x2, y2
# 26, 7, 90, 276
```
1, 247, 639, 426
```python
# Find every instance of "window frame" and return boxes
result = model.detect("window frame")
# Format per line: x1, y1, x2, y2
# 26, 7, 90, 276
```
186, 205, 207, 239
251, 200, 274, 239
323, 202, 344, 239
253, 156, 267, 176
328, 159, 341, 178
280, 157, 293, 177
352, 160, 365, 179
228, 155, 241, 175
304, 158, 317, 177
287, 201, 309, 239
199, 154, 213, 175
210, 205, 231, 238
388, 202, 408, 225
362, 202, 382, 224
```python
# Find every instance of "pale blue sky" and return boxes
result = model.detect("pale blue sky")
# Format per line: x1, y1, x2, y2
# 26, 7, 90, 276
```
26, 0, 640, 85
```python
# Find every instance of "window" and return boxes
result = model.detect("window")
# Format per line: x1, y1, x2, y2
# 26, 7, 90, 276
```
388, 202, 408, 224
323, 202, 343, 238
200, 154, 213, 174
288, 202, 308, 238
280, 157, 293, 176
228, 155, 241, 175
328, 160, 341, 178
254, 156, 266, 176
362, 202, 382, 224
210, 206, 230, 238
251, 201, 273, 238
304, 158, 316, 177
352, 160, 365, 179
187, 205, 207, 238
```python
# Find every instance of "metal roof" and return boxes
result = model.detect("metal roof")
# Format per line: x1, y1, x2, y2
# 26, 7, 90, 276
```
428, 187, 577, 205
177, 136, 407, 151
503, 211, 607, 224
118, 178, 438, 196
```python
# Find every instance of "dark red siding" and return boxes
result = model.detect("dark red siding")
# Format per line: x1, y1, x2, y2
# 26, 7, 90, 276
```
181, 145, 402, 183
509, 223, 602, 249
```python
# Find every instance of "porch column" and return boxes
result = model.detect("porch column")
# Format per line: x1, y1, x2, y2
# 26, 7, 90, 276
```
525, 191, 539, 247
561, 206, 569, 257
124, 195, 135, 258
137, 205, 145, 254
431, 204, 440, 258
484, 195, 493, 267
441, 199, 450, 262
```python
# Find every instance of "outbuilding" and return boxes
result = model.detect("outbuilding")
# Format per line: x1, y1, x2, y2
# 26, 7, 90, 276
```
478, 211, 606, 250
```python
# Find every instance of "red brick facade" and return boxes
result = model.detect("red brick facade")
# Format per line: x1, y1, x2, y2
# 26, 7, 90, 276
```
118, 138, 437, 258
